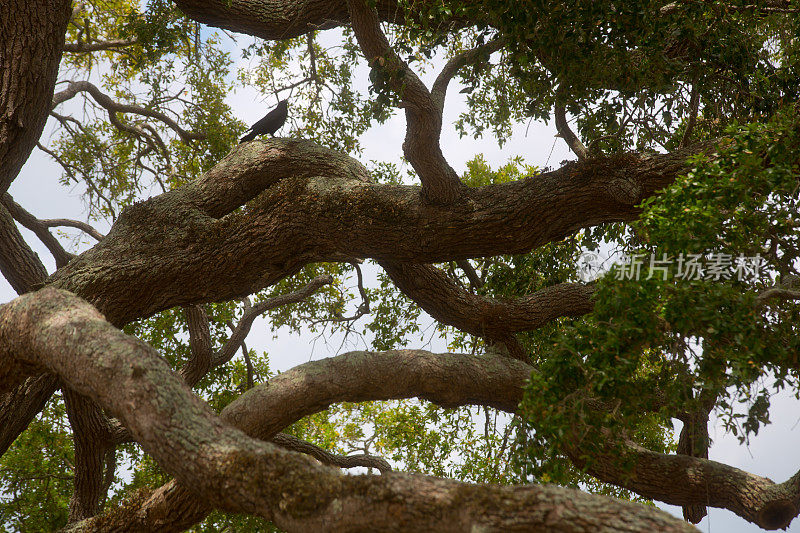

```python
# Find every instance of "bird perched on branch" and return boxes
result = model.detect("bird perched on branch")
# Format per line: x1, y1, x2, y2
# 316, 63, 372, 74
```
239, 99, 288, 143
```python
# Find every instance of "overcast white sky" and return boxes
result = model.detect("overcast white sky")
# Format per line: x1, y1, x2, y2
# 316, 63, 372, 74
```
1, 25, 798, 533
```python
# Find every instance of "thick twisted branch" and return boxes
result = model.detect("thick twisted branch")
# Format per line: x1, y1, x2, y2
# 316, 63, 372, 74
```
1, 288, 694, 533
48, 138, 704, 326
380, 261, 595, 342
347, 0, 463, 203
53, 338, 800, 531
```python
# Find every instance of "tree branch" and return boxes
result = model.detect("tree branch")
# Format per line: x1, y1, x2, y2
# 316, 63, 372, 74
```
456, 259, 483, 290
213, 274, 334, 366
1, 288, 695, 533
346, 0, 464, 203
181, 305, 213, 387
380, 261, 594, 341
1, 192, 74, 268
63, 38, 138, 53
0, 373, 58, 456
0, 203, 49, 294
271, 432, 392, 473
680, 80, 700, 148
170, 0, 452, 42
49, 138, 705, 326
0, 0, 72, 193
51, 81, 205, 143
554, 103, 589, 160
64, 389, 116, 523
40, 218, 104, 241
756, 288, 800, 305
431, 38, 505, 114
72, 339, 800, 531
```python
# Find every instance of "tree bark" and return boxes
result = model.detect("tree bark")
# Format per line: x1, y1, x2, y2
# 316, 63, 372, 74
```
0, 288, 697, 533
48, 139, 703, 327
0, 0, 72, 193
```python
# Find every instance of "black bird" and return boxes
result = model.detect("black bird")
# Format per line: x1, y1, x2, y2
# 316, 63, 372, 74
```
239, 99, 288, 143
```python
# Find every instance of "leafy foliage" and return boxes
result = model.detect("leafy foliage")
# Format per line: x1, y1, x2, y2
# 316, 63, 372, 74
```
518, 109, 800, 482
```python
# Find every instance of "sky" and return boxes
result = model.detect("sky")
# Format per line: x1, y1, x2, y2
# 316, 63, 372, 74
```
1, 22, 798, 533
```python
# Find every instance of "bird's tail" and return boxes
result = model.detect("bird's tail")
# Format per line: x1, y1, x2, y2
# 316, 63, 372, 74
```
239, 131, 256, 143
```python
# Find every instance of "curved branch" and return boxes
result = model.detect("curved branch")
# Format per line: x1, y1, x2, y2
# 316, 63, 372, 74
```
51, 81, 205, 143
431, 38, 505, 114
81, 341, 800, 531
50, 138, 704, 326
40, 218, 104, 241
1, 192, 74, 268
223, 349, 800, 531
1, 289, 694, 533
346, 0, 463, 203
380, 261, 595, 341
271, 432, 392, 473
221, 349, 531, 441
554, 103, 589, 160
181, 274, 335, 385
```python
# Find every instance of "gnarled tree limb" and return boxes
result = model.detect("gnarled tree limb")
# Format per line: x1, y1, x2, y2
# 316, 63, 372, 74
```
346, 0, 464, 204
0, 288, 695, 533
48, 138, 705, 326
